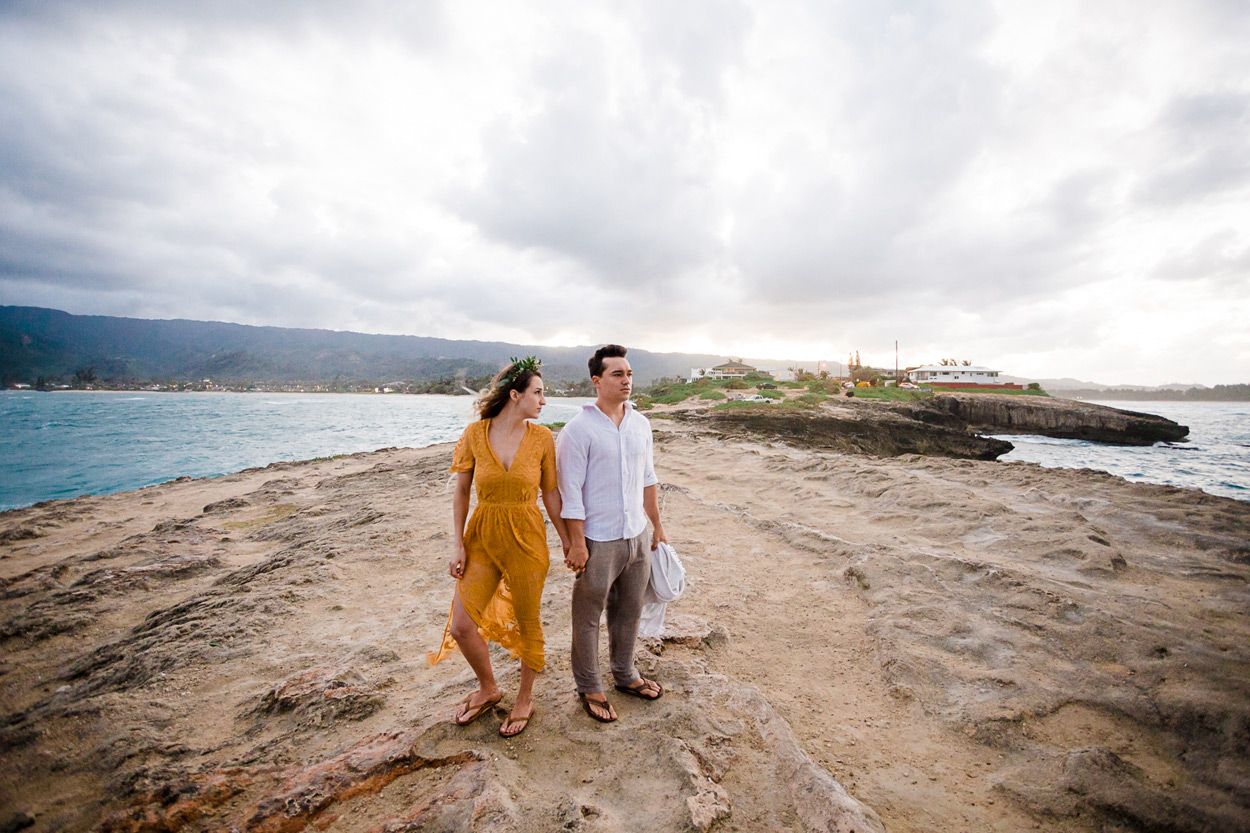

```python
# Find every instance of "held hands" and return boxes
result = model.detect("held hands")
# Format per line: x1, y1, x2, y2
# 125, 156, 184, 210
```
565, 541, 589, 576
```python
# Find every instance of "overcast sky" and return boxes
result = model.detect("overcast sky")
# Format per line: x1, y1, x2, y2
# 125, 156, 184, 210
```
1, 1, 1247, 385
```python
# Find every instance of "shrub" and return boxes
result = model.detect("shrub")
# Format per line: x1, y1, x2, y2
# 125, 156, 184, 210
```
758, 389, 783, 399
700, 390, 726, 400
646, 380, 706, 404
724, 379, 748, 390
631, 394, 653, 410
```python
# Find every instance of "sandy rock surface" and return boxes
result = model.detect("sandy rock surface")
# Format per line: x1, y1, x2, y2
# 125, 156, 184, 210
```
1, 418, 1247, 832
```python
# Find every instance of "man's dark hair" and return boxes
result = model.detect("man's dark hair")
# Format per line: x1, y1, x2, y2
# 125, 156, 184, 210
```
589, 344, 627, 379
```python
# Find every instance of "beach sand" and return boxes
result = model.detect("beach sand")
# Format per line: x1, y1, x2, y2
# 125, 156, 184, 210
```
1, 415, 1247, 832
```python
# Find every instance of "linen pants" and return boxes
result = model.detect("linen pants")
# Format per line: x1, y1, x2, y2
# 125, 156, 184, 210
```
571, 530, 652, 694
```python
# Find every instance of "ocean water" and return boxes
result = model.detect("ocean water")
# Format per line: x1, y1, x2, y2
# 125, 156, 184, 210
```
2, 394, 1247, 513
995, 401, 1249, 501
0, 392, 591, 513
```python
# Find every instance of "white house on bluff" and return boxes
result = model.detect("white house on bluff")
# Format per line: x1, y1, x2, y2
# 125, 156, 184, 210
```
907, 365, 1019, 389
691, 360, 756, 380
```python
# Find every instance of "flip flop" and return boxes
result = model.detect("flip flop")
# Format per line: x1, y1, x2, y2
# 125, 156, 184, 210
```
578, 693, 617, 723
499, 706, 536, 738
614, 677, 663, 701
454, 692, 502, 726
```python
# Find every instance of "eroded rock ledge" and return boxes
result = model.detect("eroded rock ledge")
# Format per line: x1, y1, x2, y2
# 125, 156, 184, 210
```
688, 403, 1014, 460
900, 392, 1189, 446
678, 393, 1187, 460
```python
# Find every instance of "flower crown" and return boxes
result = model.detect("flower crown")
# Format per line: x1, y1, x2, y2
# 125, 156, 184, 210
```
499, 355, 542, 388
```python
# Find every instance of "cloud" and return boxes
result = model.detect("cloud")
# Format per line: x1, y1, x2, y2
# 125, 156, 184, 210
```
624, 0, 753, 107
725, 2, 1007, 303
0, 0, 447, 48
0, 1, 1248, 385
1151, 229, 1250, 286
1135, 92, 1250, 206
448, 28, 725, 286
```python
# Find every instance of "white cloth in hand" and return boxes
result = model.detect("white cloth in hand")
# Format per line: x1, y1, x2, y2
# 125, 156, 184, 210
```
638, 541, 685, 638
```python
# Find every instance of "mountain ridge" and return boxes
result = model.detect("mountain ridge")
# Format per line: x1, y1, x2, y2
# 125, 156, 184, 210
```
0, 306, 762, 386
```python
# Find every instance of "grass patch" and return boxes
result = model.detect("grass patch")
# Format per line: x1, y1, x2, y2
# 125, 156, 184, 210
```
648, 382, 705, 404
843, 388, 934, 402
542, 420, 567, 428
712, 400, 772, 411
647, 377, 736, 404
757, 389, 784, 399
699, 390, 727, 400
928, 386, 1049, 396
631, 395, 653, 410
713, 397, 825, 412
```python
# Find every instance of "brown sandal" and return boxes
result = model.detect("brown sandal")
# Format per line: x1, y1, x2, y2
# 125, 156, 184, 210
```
500, 707, 535, 738
578, 693, 617, 723
614, 677, 663, 701
454, 692, 502, 726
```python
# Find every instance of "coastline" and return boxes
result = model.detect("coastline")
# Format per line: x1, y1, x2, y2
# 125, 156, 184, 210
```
0, 395, 593, 514
2, 388, 479, 397
2, 419, 1247, 832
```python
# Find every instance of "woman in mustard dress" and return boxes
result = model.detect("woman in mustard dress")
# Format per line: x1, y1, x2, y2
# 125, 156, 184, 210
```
428, 357, 570, 737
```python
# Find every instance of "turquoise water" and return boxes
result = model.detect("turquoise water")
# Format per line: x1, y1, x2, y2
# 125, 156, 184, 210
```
995, 401, 1250, 502
0, 392, 591, 513
1, 393, 1247, 513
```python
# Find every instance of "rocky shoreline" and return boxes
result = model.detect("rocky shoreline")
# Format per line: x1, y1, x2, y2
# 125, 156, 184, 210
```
682, 392, 1188, 460
902, 392, 1190, 446
1, 412, 1245, 833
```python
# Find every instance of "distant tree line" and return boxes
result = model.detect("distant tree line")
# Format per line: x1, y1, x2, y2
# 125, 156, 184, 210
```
395, 374, 594, 396
14, 371, 600, 396
1052, 384, 1250, 402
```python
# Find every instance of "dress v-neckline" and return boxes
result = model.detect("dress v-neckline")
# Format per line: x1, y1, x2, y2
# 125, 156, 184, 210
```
486, 419, 529, 474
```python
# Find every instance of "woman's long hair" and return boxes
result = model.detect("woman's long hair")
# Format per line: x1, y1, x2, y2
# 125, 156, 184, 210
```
475, 361, 541, 420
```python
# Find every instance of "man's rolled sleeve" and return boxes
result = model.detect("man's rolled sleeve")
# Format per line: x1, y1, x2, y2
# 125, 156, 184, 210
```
556, 425, 588, 521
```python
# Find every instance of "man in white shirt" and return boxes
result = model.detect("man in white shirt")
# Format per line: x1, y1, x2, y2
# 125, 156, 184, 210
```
557, 344, 668, 723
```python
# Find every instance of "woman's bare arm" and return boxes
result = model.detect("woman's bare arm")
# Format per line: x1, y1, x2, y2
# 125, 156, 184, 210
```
449, 470, 473, 578
541, 487, 571, 555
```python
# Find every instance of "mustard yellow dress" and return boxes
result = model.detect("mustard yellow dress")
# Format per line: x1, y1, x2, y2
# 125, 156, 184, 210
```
427, 419, 557, 672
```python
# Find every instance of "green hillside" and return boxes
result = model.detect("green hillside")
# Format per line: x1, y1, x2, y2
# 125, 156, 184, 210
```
0, 306, 724, 388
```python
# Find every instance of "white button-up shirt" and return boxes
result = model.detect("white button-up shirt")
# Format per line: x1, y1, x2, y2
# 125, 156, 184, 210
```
556, 402, 658, 542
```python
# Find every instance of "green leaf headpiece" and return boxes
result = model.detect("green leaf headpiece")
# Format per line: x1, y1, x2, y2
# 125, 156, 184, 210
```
499, 355, 542, 387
